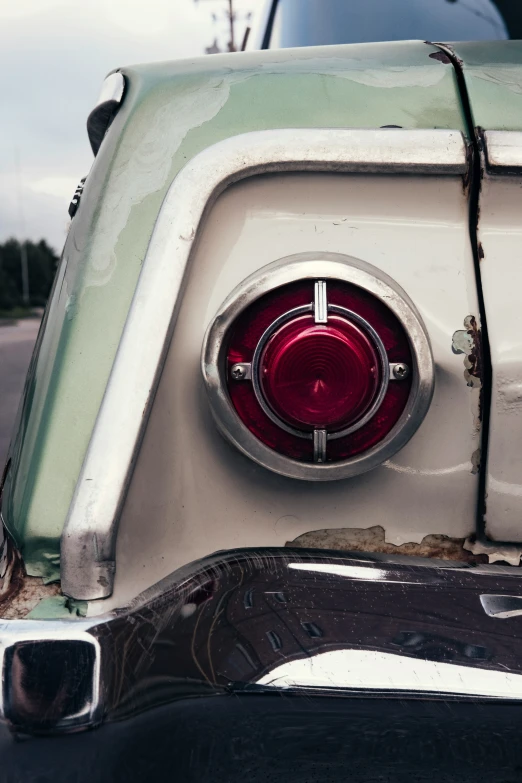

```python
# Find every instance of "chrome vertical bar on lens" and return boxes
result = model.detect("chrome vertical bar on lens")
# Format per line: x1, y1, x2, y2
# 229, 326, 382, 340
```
313, 429, 327, 463
314, 280, 328, 323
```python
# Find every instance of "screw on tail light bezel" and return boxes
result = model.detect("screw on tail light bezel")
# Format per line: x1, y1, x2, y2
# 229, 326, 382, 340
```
201, 253, 434, 481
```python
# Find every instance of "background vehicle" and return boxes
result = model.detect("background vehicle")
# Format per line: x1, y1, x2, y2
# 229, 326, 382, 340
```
255, 0, 522, 48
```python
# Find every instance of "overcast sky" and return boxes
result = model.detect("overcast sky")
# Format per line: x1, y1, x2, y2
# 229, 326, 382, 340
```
0, 0, 257, 252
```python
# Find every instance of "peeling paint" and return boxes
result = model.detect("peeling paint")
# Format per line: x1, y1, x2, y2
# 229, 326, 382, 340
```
452, 315, 483, 393
464, 537, 522, 567
287, 525, 487, 564
429, 51, 452, 66
471, 448, 481, 475
26, 595, 87, 620
451, 315, 484, 432
0, 519, 62, 619
429, 42, 464, 69
0, 575, 61, 620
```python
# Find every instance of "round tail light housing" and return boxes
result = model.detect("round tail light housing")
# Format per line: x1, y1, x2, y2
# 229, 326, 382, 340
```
202, 253, 434, 480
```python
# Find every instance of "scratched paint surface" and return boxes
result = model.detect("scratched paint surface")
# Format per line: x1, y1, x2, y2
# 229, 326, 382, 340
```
2, 41, 467, 576
448, 41, 522, 130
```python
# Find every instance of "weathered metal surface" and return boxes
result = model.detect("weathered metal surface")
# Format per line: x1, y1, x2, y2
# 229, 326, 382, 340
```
287, 524, 488, 564
0, 523, 61, 619
452, 315, 483, 392
445, 42, 522, 132
0, 578, 61, 621
1, 41, 469, 577
442, 44, 522, 543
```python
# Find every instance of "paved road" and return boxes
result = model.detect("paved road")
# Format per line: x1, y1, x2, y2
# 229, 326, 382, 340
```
0, 320, 41, 470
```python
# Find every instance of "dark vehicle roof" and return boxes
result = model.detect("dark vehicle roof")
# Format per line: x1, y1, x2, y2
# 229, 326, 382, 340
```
266, 0, 522, 49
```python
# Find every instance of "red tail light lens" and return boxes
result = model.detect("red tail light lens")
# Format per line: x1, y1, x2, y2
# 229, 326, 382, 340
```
226, 279, 412, 464
259, 315, 382, 431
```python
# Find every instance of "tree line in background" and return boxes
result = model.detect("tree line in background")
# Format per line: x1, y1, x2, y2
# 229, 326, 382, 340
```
0, 239, 58, 312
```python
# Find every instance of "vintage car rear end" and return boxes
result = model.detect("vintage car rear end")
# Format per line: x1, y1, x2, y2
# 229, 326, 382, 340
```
2, 1, 522, 779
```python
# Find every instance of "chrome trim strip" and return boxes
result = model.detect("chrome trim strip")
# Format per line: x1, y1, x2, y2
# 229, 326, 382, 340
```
314, 280, 328, 323
61, 128, 465, 600
87, 72, 125, 156
95, 72, 125, 107
484, 130, 522, 172
313, 429, 327, 463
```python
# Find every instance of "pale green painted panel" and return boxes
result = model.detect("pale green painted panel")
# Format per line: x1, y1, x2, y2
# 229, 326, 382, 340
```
450, 41, 522, 131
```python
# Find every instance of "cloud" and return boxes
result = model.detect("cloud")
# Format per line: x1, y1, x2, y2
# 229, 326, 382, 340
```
0, 0, 255, 251
30, 177, 79, 201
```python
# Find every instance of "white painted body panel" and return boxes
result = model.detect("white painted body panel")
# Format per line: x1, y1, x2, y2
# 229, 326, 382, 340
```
479, 174, 522, 541
91, 172, 480, 614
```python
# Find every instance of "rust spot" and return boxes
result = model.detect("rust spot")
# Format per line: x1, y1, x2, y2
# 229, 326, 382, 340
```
465, 315, 483, 386
0, 529, 25, 610
452, 316, 483, 422
478, 242, 485, 260
429, 51, 452, 65
471, 447, 481, 475
0, 575, 61, 620
426, 42, 463, 68
461, 141, 473, 194
287, 525, 487, 565
0, 525, 61, 619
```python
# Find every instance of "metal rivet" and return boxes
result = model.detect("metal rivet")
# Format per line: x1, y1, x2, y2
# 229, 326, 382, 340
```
231, 363, 251, 381
392, 363, 410, 380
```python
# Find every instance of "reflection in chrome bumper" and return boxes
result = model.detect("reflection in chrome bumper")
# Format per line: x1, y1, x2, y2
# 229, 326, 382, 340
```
2, 548, 522, 734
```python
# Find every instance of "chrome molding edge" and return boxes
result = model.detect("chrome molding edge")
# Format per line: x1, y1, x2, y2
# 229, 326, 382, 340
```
61, 127, 466, 600
87, 72, 125, 156
484, 130, 522, 173
202, 253, 434, 481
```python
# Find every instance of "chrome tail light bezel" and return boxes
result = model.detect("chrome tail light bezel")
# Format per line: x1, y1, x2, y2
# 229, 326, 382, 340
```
201, 252, 435, 481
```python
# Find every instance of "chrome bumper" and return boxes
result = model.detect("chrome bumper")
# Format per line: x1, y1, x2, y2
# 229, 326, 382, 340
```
2, 548, 522, 736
